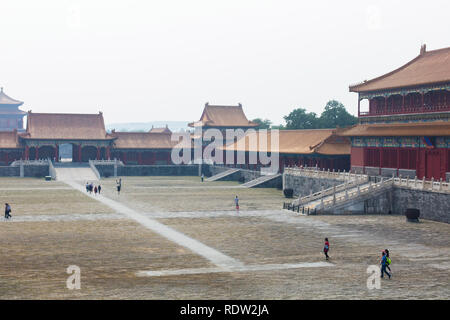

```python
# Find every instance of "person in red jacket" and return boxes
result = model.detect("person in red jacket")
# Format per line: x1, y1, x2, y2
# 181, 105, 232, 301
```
323, 238, 330, 260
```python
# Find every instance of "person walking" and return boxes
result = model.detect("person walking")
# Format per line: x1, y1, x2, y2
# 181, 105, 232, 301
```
86, 182, 89, 193
235, 195, 239, 212
385, 249, 392, 275
380, 251, 391, 279
94, 185, 98, 195
116, 179, 122, 195
201, 174, 204, 182
98, 184, 102, 194
4, 203, 12, 220
323, 238, 330, 260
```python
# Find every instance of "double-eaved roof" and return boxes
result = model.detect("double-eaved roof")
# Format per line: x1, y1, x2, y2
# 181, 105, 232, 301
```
188, 103, 258, 128
350, 45, 450, 93
0, 88, 24, 106
0, 131, 21, 149
22, 112, 112, 140
220, 129, 350, 155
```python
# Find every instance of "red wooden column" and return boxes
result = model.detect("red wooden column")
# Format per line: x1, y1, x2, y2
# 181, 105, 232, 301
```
96, 147, 100, 160
358, 98, 361, 117
167, 151, 171, 165
106, 146, 111, 160
35, 147, 39, 160
78, 145, 82, 162
421, 93, 424, 112
24, 146, 29, 160
397, 148, 400, 177
401, 95, 405, 113
379, 148, 383, 175
138, 152, 142, 165
5, 152, 9, 165
55, 144, 59, 162
384, 97, 387, 115
122, 152, 127, 164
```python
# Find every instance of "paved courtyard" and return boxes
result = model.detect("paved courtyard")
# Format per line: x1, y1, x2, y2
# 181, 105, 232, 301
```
0, 176, 449, 299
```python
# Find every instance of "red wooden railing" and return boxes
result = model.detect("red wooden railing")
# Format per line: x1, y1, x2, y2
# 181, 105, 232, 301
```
360, 104, 450, 117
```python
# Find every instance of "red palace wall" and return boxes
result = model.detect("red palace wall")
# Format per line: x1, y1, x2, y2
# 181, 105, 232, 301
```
351, 146, 450, 180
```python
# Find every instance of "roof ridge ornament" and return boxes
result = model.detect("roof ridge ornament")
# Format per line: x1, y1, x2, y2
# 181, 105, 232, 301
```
420, 44, 426, 55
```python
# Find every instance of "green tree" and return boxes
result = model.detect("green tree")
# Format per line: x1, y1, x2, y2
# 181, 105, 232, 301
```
283, 108, 319, 129
271, 124, 285, 130
252, 118, 272, 129
318, 100, 357, 128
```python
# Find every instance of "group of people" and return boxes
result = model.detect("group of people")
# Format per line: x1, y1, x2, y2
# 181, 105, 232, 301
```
85, 179, 121, 196
85, 182, 102, 195
322, 238, 392, 279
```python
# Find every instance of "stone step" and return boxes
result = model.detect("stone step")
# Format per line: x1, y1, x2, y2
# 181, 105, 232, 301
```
205, 168, 241, 182
55, 167, 98, 182
240, 174, 282, 188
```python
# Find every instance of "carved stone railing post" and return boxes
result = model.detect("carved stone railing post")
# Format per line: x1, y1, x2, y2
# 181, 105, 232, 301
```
320, 186, 324, 209
332, 185, 336, 205
345, 184, 349, 200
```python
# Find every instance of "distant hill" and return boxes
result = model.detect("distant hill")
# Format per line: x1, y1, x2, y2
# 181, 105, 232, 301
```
106, 121, 190, 133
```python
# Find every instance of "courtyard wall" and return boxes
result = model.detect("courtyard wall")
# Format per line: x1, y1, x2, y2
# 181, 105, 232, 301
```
283, 173, 342, 197
95, 164, 199, 177
0, 164, 49, 178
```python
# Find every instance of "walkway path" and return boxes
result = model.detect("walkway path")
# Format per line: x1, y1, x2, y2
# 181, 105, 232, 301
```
63, 180, 243, 269
55, 167, 98, 182
62, 179, 335, 276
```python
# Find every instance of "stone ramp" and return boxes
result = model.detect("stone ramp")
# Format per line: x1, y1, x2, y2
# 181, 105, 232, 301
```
240, 174, 282, 188
296, 179, 393, 214
55, 166, 98, 182
205, 168, 240, 182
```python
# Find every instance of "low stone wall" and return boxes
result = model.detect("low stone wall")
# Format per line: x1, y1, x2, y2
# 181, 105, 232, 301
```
351, 166, 364, 174
252, 175, 282, 189
352, 166, 417, 179
365, 166, 380, 176
95, 164, 199, 177
398, 169, 416, 179
328, 189, 393, 215
0, 166, 20, 177
239, 168, 261, 183
95, 164, 115, 177
0, 165, 49, 178
24, 165, 49, 178
392, 187, 450, 224
206, 165, 229, 177
206, 165, 262, 183
446, 172, 450, 182
283, 173, 343, 197
316, 184, 450, 223
381, 168, 397, 177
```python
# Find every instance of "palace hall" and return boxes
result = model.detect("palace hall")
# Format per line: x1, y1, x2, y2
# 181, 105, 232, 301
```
0, 94, 181, 165
342, 45, 450, 180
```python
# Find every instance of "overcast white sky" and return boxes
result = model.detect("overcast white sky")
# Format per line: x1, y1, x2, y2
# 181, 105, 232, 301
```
1, 0, 449, 125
